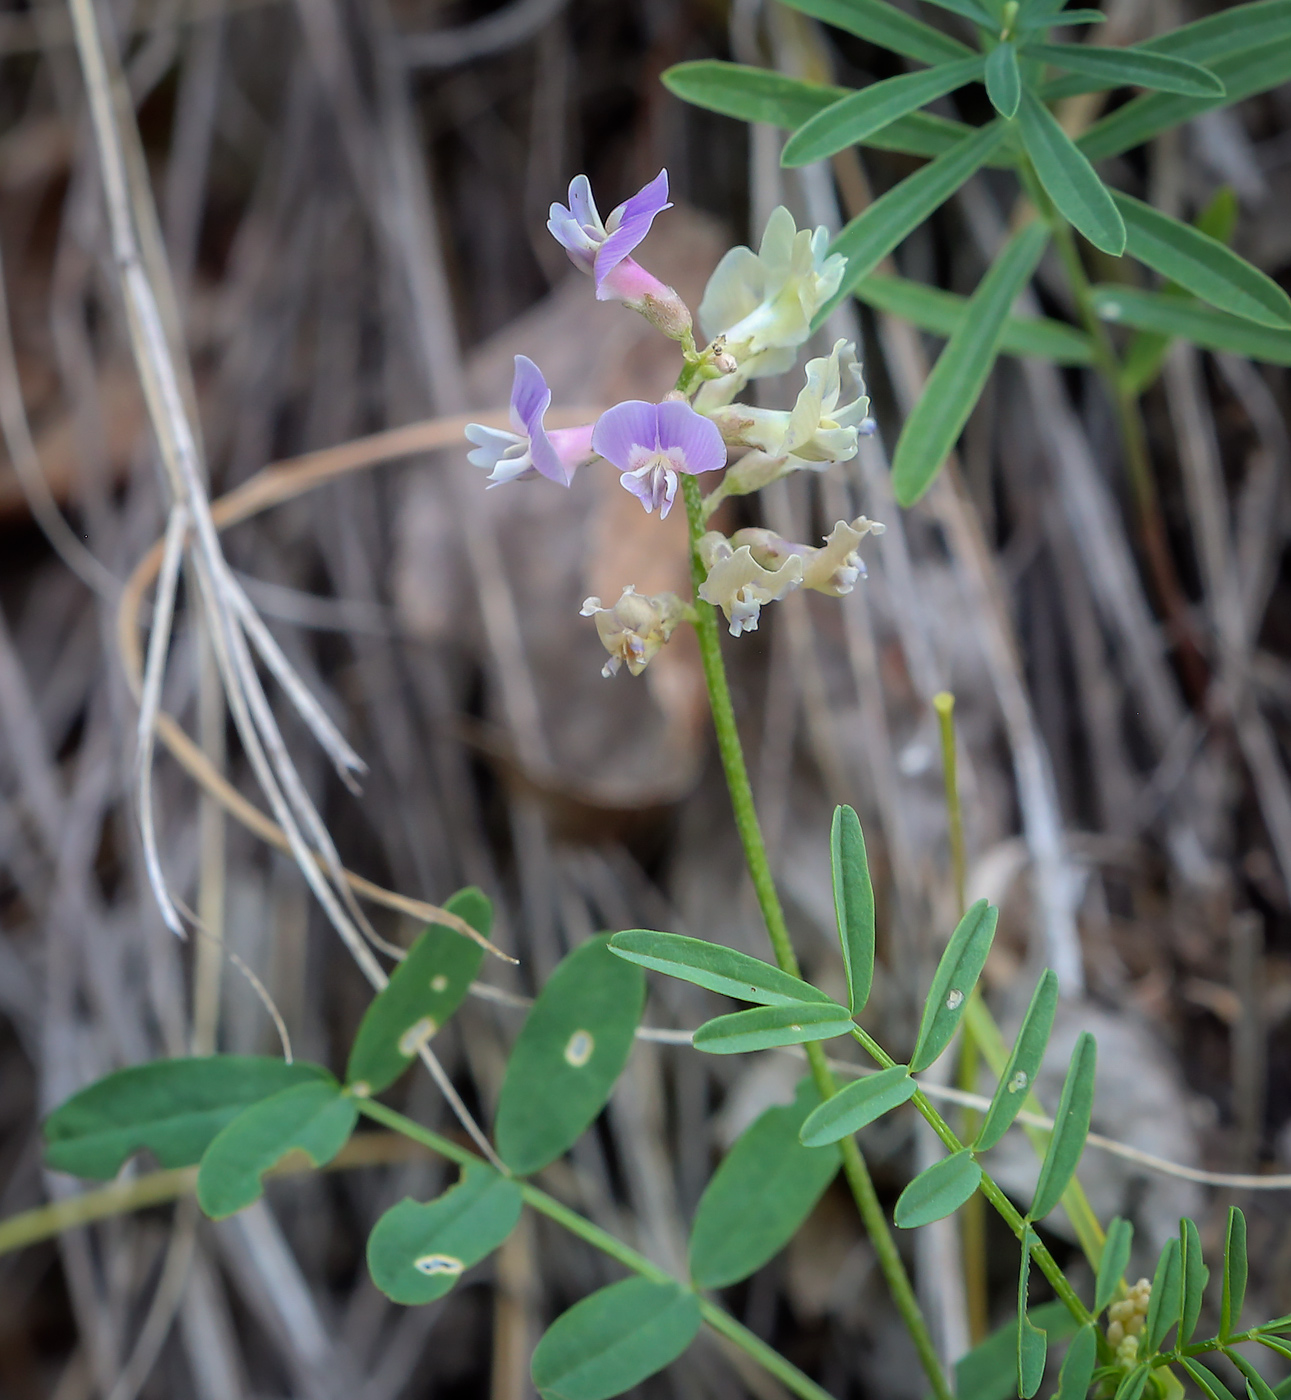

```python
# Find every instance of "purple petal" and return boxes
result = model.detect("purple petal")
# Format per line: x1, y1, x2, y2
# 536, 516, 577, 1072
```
566, 175, 600, 231
592, 400, 660, 469
511, 355, 552, 434
594, 170, 671, 293
654, 400, 727, 475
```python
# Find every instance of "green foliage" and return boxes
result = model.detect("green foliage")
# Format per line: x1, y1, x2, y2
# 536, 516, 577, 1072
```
688, 1080, 840, 1288
1091, 287, 1291, 365
43, 1056, 329, 1179
1025, 42, 1225, 97
1145, 1236, 1183, 1353
986, 43, 1022, 119
608, 929, 829, 1007
1114, 1365, 1150, 1400
1018, 90, 1125, 255
975, 970, 1058, 1153
910, 899, 998, 1071
799, 1064, 916, 1147
1028, 1031, 1096, 1221
196, 1080, 358, 1219
830, 805, 875, 1014
495, 934, 643, 1176
1017, 1226, 1048, 1399
346, 891, 489, 1095
692, 1000, 855, 1054
1221, 1206, 1248, 1339
530, 1277, 701, 1400
892, 220, 1049, 505
954, 1301, 1076, 1400
1181, 1359, 1240, 1400
366, 1164, 523, 1305
777, 0, 973, 64
1226, 1348, 1281, 1400
1180, 1217, 1209, 1346
894, 1150, 982, 1229
1095, 1216, 1134, 1314
1056, 1325, 1098, 1400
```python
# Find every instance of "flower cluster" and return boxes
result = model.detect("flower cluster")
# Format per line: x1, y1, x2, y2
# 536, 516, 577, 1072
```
465, 170, 883, 679
1106, 1279, 1152, 1368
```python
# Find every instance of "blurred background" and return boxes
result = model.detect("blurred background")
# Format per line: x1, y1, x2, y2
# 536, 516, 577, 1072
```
1, 0, 1290, 1395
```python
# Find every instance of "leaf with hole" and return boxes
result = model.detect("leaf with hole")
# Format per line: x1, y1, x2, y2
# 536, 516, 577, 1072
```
43, 1056, 331, 1179
986, 43, 1022, 119
689, 1080, 840, 1288
1025, 42, 1226, 97
1180, 1217, 1209, 1346
346, 888, 489, 1095
366, 1164, 523, 1304
799, 1065, 916, 1147
910, 899, 1000, 1071
1222, 1206, 1248, 1338
608, 930, 830, 1007
1018, 1227, 1048, 1399
1182, 1360, 1240, 1400
1056, 1326, 1098, 1400
692, 1001, 854, 1055
495, 934, 644, 1176
782, 57, 986, 166
1090, 286, 1291, 364
855, 274, 1093, 364
1146, 1236, 1183, 1352
530, 1277, 701, 1400
777, 0, 973, 64
1029, 1031, 1096, 1221
196, 1079, 358, 1219
891, 221, 1049, 506
831, 805, 875, 1014
894, 1150, 982, 1229
1018, 88, 1125, 255
1096, 1216, 1134, 1314
975, 970, 1058, 1152
817, 122, 1008, 326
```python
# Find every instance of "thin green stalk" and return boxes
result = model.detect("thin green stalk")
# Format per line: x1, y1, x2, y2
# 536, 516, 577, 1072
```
680, 474, 954, 1400
357, 1101, 835, 1400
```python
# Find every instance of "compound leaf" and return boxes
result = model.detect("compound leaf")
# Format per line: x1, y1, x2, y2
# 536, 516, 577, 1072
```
1029, 1031, 1096, 1221
799, 1065, 916, 1147
1018, 88, 1125, 255
1096, 1217, 1134, 1314
895, 1150, 982, 1228
910, 899, 999, 1072
986, 42, 1022, 119
975, 970, 1058, 1152
608, 930, 830, 1007
1221, 1205, 1248, 1338
495, 934, 643, 1176
831, 805, 875, 1014
692, 1001, 855, 1055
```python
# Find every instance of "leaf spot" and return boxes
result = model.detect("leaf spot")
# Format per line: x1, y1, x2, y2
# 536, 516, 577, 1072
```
414, 1253, 464, 1277
563, 1030, 594, 1067
348, 1080, 372, 1099
945, 989, 964, 1011
1008, 1070, 1029, 1094
398, 1016, 439, 1056
789, 1024, 803, 1033
430, 974, 449, 993
1101, 300, 1122, 320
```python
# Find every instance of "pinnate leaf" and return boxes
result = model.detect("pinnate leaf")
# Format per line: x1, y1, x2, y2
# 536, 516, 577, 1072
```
975, 969, 1058, 1152
1096, 1216, 1134, 1314
692, 1001, 854, 1055
1029, 1031, 1096, 1221
986, 43, 1022, 120
799, 1065, 916, 1147
910, 899, 999, 1072
831, 805, 875, 1014
367, 1164, 523, 1304
196, 1079, 358, 1219
43, 1056, 330, 1179
1019, 89, 1125, 254
496, 934, 643, 1175
608, 929, 830, 1007
894, 1149, 982, 1228
530, 1277, 701, 1400
1221, 1205, 1247, 1338
689, 1080, 840, 1288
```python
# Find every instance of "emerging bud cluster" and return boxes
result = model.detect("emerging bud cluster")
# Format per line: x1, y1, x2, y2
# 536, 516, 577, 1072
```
1106, 1278, 1152, 1366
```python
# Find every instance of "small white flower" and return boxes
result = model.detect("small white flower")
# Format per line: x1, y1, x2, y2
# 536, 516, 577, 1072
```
728, 517, 885, 598
580, 587, 686, 677
697, 532, 803, 637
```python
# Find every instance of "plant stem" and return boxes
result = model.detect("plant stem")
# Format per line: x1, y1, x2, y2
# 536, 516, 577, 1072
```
680, 474, 954, 1400
357, 1101, 836, 1400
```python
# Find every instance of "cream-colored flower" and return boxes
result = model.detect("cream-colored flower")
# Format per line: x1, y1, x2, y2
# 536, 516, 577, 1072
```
580, 587, 687, 677
730, 517, 885, 598
697, 532, 803, 637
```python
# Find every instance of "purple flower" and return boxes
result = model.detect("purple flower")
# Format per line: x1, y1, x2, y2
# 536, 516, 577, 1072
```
591, 399, 726, 518
465, 355, 595, 487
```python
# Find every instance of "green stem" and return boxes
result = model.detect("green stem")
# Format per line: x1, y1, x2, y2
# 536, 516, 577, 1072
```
680, 474, 954, 1400
357, 1101, 836, 1400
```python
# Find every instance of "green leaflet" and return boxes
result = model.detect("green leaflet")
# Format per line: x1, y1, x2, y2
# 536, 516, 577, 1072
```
920, 0, 996, 27
1146, 1236, 1183, 1352
818, 122, 1008, 326
782, 57, 986, 167
196, 1080, 358, 1219
1024, 41, 1226, 98
495, 934, 644, 1176
1225, 1349, 1281, 1400
530, 1277, 701, 1400
986, 42, 1022, 120
1029, 1031, 1096, 1222
799, 1065, 916, 1147
975, 969, 1059, 1152
1017, 1226, 1048, 1399
1055, 1326, 1098, 1400
894, 1150, 982, 1228
910, 899, 1000, 1072
345, 889, 489, 1095
1018, 89, 1125, 255
1181, 1359, 1240, 1400
692, 1001, 855, 1055
955, 1301, 1076, 1400
891, 221, 1049, 506
1115, 1366, 1151, 1400
1090, 286, 1291, 365
688, 1080, 840, 1288
1179, 1217, 1209, 1346
1114, 192, 1291, 328
43, 1056, 330, 1179
777, 0, 974, 64
854, 273, 1094, 364
366, 1164, 523, 1305
1095, 1216, 1134, 1314
1221, 1205, 1248, 1338
830, 805, 875, 1014
607, 929, 830, 1007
